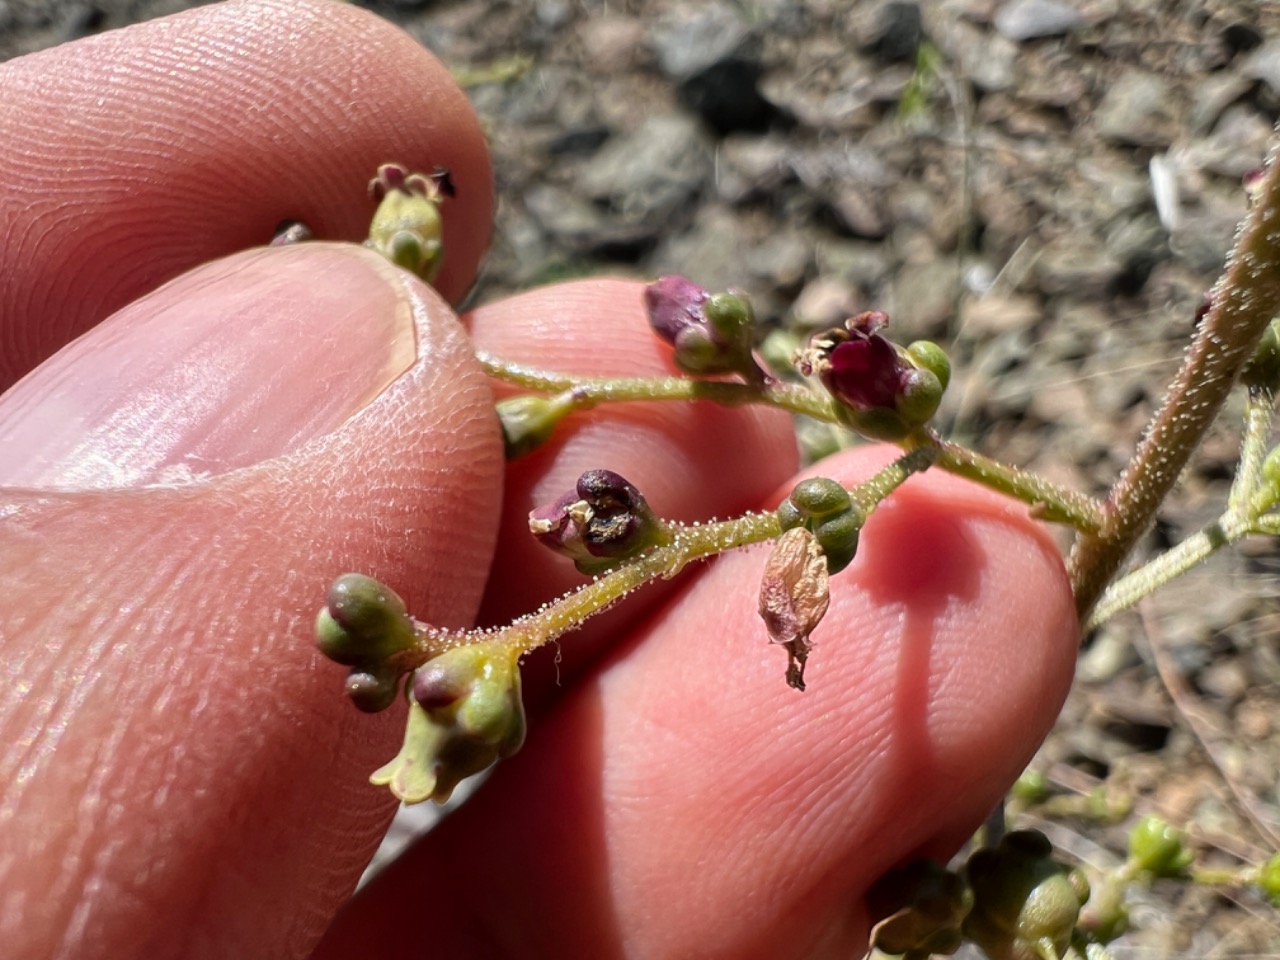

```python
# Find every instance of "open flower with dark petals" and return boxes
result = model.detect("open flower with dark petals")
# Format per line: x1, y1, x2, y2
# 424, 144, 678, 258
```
796, 311, 948, 440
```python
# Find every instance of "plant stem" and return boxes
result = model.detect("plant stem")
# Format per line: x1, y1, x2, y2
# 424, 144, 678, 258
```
476, 351, 838, 420
481, 353, 1103, 530
1069, 157, 1280, 623
1087, 482, 1280, 629
1229, 386, 1276, 513
920, 432, 1105, 533
405, 449, 934, 666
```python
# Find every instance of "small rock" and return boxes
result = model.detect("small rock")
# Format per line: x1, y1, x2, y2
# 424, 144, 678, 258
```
1095, 69, 1182, 148
580, 16, 648, 74
579, 112, 713, 227
1242, 40, 1280, 98
1036, 235, 1123, 298
829, 186, 889, 239
861, 1, 923, 63
714, 134, 791, 203
650, 2, 749, 78
745, 228, 810, 288
790, 276, 861, 328
1188, 71, 1254, 135
1105, 213, 1169, 293
890, 260, 959, 339
648, 3, 777, 134
816, 239, 892, 290
959, 294, 1041, 337
930, 14, 1017, 92
993, 0, 1086, 42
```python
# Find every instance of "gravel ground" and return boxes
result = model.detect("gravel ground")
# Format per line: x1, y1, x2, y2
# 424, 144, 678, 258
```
7, 0, 1280, 954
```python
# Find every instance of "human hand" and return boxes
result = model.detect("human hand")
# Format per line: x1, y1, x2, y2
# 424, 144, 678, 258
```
0, 2, 1077, 958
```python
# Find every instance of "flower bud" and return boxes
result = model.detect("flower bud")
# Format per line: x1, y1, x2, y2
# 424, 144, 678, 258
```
365, 163, 453, 284
315, 574, 417, 668
496, 394, 574, 459
370, 642, 526, 805
758, 527, 830, 690
795, 311, 947, 440
868, 860, 973, 959
1127, 815, 1193, 878
776, 477, 863, 574
644, 276, 758, 377
964, 830, 1089, 960
528, 469, 672, 573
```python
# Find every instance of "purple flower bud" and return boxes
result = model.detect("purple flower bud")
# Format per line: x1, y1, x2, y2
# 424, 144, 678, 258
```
644, 276, 758, 377
528, 469, 671, 572
646, 276, 714, 343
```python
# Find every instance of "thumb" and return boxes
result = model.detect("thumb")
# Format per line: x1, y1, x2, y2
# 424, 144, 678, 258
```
0, 244, 504, 959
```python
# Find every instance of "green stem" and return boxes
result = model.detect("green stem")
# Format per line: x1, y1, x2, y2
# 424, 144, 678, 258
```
1229, 386, 1276, 514
405, 449, 934, 666
919, 433, 1105, 533
1069, 158, 1280, 623
1088, 388, 1280, 629
1087, 482, 1280, 629
482, 353, 1103, 531
477, 351, 838, 420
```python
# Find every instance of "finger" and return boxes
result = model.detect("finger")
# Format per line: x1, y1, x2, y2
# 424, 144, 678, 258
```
317, 446, 1077, 960
465, 278, 801, 696
0, 0, 492, 390
0, 245, 504, 960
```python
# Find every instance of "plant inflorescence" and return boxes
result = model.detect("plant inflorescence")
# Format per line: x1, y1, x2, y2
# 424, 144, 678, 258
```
310, 155, 1280, 957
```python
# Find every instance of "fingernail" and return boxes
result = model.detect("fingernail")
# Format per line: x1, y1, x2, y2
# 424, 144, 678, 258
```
0, 245, 417, 489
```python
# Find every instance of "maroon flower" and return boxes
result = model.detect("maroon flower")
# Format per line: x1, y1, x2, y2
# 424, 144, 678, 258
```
796, 311, 947, 439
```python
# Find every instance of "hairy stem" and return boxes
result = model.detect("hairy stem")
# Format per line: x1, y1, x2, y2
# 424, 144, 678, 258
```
404, 449, 935, 667
922, 433, 1104, 533
1070, 155, 1280, 623
477, 351, 838, 420
482, 353, 1102, 530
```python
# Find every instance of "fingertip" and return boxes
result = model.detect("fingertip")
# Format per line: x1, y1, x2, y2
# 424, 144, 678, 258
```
1, 0, 492, 387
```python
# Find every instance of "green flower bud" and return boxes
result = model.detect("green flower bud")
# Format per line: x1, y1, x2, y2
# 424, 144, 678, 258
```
371, 642, 526, 805
644, 276, 760, 379
964, 830, 1087, 960
368, 190, 444, 282
496, 393, 574, 459
776, 477, 863, 574
906, 339, 952, 392
365, 163, 453, 284
315, 574, 417, 668
867, 859, 973, 959
1127, 815, 1193, 878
